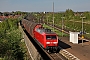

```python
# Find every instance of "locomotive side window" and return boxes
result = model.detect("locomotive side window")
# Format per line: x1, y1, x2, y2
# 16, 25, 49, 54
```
46, 35, 56, 40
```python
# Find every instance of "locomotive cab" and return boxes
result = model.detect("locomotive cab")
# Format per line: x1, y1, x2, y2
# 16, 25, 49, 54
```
45, 34, 58, 52
44, 29, 58, 52
46, 35, 58, 46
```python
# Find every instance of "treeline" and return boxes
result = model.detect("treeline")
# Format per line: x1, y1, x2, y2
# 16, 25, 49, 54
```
33, 9, 90, 23
63, 9, 90, 20
0, 11, 28, 16
0, 18, 25, 60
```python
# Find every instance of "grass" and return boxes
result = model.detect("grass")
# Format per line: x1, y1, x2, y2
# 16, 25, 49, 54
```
47, 20, 90, 39
43, 24, 68, 37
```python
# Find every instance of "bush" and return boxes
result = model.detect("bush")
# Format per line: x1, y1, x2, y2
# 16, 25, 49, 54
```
0, 18, 25, 60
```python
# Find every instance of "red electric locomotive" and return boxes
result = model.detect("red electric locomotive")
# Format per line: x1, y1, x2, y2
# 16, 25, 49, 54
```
22, 19, 58, 52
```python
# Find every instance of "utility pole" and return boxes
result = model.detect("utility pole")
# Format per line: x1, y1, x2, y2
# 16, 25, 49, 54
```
53, 2, 54, 31
47, 16, 49, 24
61, 17, 65, 37
80, 17, 85, 46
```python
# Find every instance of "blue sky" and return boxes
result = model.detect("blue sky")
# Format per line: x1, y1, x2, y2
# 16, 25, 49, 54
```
0, 0, 90, 12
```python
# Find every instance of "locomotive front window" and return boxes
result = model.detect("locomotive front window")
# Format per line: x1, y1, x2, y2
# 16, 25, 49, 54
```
46, 35, 57, 40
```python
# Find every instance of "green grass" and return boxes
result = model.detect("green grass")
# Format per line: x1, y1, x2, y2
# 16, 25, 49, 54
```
47, 20, 90, 39
43, 24, 68, 37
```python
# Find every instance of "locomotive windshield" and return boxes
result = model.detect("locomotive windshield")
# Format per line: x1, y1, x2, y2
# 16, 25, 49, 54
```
46, 35, 57, 40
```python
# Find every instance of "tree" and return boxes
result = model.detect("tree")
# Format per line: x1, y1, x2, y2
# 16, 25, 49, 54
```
6, 29, 24, 60
0, 39, 10, 57
83, 11, 90, 20
0, 17, 25, 60
0, 12, 3, 16
3, 12, 10, 16
65, 9, 74, 20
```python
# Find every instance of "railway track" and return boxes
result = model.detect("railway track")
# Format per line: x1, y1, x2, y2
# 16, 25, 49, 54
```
25, 30, 67, 60
44, 22, 69, 34
49, 53, 67, 60
45, 22, 90, 41
42, 22, 82, 60
20, 20, 80, 60
20, 25, 67, 60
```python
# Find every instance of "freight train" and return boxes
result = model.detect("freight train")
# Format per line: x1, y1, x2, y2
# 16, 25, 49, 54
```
21, 19, 58, 52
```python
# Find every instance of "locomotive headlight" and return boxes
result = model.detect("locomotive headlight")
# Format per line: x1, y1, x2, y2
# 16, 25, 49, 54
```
46, 42, 50, 44
53, 42, 57, 44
